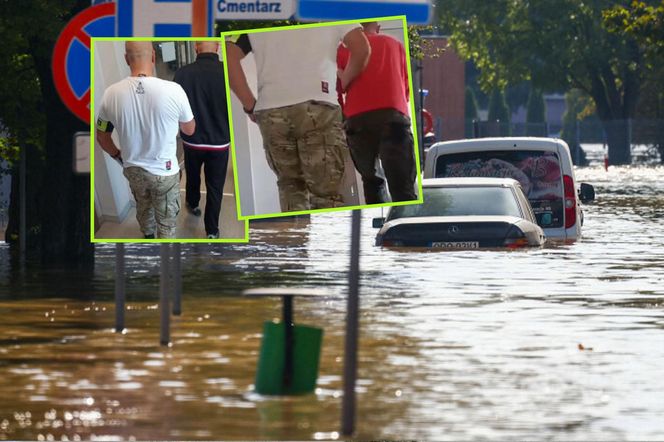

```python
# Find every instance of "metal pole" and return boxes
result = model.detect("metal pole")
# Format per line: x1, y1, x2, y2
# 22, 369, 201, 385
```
283, 295, 294, 389
418, 62, 425, 165
575, 119, 581, 165
627, 118, 633, 164
159, 244, 171, 346
19, 146, 26, 266
115, 243, 126, 332
172, 243, 182, 316
341, 210, 361, 436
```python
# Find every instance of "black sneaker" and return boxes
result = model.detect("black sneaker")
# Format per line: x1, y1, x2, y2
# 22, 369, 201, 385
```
187, 205, 202, 216
144, 233, 155, 239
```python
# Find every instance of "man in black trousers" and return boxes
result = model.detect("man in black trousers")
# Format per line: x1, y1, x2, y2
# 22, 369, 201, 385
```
174, 41, 231, 239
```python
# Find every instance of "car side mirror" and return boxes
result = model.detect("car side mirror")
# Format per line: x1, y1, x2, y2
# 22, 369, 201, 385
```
372, 217, 385, 228
579, 183, 595, 203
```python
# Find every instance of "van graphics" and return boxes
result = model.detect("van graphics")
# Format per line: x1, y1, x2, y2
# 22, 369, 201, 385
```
437, 151, 563, 228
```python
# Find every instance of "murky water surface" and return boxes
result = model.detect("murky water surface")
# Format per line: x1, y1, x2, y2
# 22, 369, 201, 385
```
0, 165, 663, 440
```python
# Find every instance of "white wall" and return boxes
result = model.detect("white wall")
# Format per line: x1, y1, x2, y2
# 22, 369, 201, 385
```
93, 41, 134, 223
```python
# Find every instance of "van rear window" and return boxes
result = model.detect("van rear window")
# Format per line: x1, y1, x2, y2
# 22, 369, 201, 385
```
435, 150, 563, 228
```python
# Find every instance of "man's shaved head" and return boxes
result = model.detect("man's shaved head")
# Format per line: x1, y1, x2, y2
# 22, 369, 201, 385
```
195, 41, 219, 54
124, 41, 155, 75
125, 41, 154, 63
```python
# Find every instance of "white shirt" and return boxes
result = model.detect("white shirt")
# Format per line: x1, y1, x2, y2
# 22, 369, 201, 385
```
97, 76, 194, 176
249, 24, 360, 111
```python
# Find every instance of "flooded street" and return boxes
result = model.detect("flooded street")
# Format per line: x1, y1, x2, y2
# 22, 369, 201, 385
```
0, 164, 663, 440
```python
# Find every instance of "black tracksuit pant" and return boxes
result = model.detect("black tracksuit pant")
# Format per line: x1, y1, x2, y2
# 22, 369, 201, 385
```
344, 108, 417, 204
184, 148, 229, 236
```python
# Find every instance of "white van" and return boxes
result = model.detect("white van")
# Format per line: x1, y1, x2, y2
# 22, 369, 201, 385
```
423, 137, 594, 241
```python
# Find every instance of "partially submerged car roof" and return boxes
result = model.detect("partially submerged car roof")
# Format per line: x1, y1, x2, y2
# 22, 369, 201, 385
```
422, 177, 521, 188
428, 137, 565, 152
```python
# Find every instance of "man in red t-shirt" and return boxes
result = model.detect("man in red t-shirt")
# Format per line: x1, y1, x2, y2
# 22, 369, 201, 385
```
337, 22, 417, 203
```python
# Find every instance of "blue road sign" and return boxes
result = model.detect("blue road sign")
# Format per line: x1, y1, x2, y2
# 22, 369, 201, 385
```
297, 0, 431, 24
117, 0, 215, 37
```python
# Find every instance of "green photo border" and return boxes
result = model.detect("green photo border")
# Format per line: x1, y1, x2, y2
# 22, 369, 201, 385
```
220, 15, 424, 221
90, 37, 249, 244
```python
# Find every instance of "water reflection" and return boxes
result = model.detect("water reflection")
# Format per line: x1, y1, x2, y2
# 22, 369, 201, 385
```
0, 166, 663, 439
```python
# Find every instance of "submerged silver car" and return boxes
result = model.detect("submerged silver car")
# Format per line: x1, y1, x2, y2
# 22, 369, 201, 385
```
374, 178, 546, 249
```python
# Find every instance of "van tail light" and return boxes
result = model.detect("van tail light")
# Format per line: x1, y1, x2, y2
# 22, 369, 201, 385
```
563, 175, 576, 229
504, 226, 529, 248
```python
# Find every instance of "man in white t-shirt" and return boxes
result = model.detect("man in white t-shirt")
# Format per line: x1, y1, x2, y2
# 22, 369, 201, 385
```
96, 41, 195, 239
226, 25, 370, 212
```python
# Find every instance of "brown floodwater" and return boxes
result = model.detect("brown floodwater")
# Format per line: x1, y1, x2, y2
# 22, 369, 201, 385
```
0, 164, 663, 440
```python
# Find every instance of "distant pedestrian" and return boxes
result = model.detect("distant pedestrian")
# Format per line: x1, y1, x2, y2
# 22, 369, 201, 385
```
96, 41, 195, 239
338, 22, 417, 203
225, 25, 370, 212
174, 41, 231, 239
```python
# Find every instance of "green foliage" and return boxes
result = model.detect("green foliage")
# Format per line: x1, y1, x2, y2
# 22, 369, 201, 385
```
408, 26, 447, 60
603, 1, 664, 118
465, 86, 478, 120
604, 1, 664, 64
0, 0, 92, 258
437, 0, 644, 118
0, 1, 54, 164
604, 1, 664, 162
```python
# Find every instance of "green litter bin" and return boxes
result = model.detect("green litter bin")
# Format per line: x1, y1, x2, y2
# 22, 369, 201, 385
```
255, 321, 323, 395
242, 287, 330, 396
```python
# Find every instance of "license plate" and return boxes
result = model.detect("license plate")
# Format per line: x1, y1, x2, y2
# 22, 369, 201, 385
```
431, 241, 479, 249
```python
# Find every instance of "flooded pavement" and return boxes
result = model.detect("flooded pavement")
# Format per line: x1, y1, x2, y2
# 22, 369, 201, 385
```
0, 164, 663, 440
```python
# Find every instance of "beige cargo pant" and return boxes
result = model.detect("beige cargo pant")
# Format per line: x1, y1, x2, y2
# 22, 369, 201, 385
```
123, 167, 180, 239
255, 100, 346, 212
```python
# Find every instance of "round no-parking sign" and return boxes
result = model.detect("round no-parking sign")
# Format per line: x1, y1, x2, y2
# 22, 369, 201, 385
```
52, 3, 116, 123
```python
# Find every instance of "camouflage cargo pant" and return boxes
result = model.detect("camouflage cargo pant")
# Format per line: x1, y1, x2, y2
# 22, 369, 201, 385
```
255, 100, 346, 212
123, 167, 180, 239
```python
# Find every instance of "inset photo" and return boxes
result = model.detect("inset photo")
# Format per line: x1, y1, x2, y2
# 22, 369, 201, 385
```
222, 16, 423, 220
91, 38, 247, 243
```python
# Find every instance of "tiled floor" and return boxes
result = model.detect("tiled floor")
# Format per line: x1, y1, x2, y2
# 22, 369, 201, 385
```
95, 162, 246, 241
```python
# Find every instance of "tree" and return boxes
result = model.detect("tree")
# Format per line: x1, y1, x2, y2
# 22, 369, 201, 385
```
437, 0, 651, 164
604, 1, 664, 163
488, 89, 510, 136
0, 0, 93, 263
560, 89, 592, 165
465, 87, 478, 120
526, 87, 546, 136
464, 87, 478, 137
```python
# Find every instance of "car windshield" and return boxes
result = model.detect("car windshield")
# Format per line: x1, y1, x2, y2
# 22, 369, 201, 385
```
388, 186, 522, 220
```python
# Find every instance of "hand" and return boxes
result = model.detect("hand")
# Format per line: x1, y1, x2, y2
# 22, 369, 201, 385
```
111, 150, 123, 166
243, 97, 257, 123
